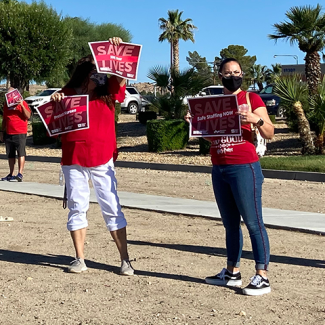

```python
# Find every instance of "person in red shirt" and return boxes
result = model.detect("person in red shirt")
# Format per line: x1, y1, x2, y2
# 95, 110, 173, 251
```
1, 88, 31, 182
51, 37, 134, 276
185, 58, 274, 296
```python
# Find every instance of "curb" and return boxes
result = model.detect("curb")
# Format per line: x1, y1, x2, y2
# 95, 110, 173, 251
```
114, 161, 325, 183
0, 154, 324, 183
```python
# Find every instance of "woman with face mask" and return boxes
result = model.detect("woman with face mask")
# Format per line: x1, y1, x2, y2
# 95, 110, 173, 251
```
51, 37, 134, 276
186, 58, 274, 296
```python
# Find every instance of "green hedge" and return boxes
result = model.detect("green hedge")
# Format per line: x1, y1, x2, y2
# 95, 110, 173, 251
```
138, 111, 157, 125
0, 92, 6, 114
146, 119, 189, 152
199, 138, 211, 155
115, 102, 121, 122
32, 121, 56, 145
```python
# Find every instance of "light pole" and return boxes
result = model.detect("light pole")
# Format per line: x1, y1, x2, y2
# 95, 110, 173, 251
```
274, 54, 298, 65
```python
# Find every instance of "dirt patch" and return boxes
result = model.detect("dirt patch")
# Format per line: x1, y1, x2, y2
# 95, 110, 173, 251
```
1, 192, 325, 325
0, 113, 324, 324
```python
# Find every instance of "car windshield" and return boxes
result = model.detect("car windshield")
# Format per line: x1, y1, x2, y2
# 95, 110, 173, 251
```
208, 88, 224, 95
37, 89, 58, 96
126, 88, 138, 95
260, 85, 274, 94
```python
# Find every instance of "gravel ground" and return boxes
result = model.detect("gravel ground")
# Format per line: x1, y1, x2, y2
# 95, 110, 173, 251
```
0, 113, 325, 325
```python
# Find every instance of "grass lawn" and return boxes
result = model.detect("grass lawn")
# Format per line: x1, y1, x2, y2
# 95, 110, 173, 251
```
260, 155, 325, 173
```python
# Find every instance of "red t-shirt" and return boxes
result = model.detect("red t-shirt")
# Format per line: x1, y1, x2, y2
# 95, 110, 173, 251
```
60, 76, 126, 167
210, 91, 266, 165
3, 101, 31, 134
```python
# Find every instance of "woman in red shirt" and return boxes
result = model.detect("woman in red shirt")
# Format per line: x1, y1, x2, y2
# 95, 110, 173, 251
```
186, 58, 274, 295
51, 37, 133, 276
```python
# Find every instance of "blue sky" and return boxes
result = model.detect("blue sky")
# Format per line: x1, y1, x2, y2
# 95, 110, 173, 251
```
23, 0, 325, 83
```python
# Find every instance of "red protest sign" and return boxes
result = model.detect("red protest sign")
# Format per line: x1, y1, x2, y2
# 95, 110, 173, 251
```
35, 95, 89, 137
89, 41, 142, 80
188, 95, 241, 137
5, 89, 23, 107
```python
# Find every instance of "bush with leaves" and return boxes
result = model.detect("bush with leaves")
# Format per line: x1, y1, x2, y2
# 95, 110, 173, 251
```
146, 119, 189, 152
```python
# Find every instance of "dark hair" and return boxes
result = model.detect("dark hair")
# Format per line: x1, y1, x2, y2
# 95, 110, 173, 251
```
218, 58, 243, 75
64, 54, 112, 106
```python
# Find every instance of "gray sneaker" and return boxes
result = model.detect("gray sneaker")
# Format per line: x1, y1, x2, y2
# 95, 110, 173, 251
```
120, 259, 134, 276
67, 258, 87, 273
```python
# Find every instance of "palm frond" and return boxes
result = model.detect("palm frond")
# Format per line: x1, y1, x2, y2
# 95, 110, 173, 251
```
147, 66, 170, 88
274, 75, 308, 104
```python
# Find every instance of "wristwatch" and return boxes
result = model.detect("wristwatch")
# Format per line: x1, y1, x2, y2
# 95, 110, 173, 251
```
256, 118, 264, 127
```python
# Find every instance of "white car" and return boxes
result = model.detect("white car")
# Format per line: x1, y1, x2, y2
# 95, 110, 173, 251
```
120, 86, 144, 114
25, 88, 61, 112
183, 85, 224, 105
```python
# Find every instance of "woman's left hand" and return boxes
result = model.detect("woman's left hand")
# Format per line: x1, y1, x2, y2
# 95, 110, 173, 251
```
109, 37, 123, 46
236, 106, 260, 125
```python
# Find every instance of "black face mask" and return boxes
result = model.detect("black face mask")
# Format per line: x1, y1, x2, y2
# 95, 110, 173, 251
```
222, 76, 243, 92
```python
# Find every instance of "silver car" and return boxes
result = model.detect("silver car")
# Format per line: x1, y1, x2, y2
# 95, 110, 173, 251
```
121, 86, 144, 114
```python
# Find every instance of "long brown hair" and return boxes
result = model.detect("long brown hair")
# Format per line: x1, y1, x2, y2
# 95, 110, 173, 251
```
64, 54, 113, 106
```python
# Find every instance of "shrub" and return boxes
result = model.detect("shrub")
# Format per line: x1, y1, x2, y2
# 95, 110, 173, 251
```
146, 119, 189, 152
199, 138, 211, 155
32, 121, 56, 145
115, 102, 121, 122
0, 92, 6, 114
138, 111, 157, 125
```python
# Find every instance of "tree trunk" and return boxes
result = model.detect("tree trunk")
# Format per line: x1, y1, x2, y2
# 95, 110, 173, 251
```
9, 72, 28, 94
293, 101, 315, 154
6, 75, 10, 89
173, 40, 179, 72
257, 82, 264, 91
315, 133, 325, 154
305, 51, 321, 96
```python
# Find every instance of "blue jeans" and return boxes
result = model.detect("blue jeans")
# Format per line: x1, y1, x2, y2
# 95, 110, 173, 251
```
212, 162, 270, 271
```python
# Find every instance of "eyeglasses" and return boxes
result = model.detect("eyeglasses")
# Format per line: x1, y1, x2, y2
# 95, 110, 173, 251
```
220, 70, 244, 78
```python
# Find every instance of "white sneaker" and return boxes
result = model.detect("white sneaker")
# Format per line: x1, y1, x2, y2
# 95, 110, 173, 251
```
120, 260, 134, 276
205, 268, 242, 286
67, 258, 88, 273
242, 274, 271, 296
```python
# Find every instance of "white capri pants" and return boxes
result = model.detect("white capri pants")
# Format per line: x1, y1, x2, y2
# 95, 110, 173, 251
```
62, 158, 127, 232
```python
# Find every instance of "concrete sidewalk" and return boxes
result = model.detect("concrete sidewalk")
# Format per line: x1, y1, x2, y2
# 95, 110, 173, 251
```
0, 181, 324, 235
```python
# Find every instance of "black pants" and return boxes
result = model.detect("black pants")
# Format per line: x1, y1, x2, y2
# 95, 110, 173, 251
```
5, 133, 27, 158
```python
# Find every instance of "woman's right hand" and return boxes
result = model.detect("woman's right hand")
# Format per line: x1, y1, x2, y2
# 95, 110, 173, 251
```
184, 110, 192, 123
51, 93, 65, 102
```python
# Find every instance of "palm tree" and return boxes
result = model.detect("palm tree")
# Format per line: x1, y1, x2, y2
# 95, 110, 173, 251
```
266, 63, 282, 84
249, 64, 269, 91
269, 4, 325, 95
309, 77, 325, 153
147, 66, 208, 119
158, 10, 197, 72
274, 75, 315, 154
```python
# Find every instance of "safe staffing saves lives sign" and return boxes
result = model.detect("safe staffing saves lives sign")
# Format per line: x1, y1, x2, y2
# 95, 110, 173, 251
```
89, 40, 142, 80
5, 88, 23, 107
35, 95, 89, 137
187, 95, 241, 137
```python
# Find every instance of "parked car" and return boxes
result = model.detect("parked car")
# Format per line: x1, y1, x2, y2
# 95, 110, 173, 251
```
25, 88, 61, 112
258, 84, 284, 117
121, 86, 144, 114
183, 85, 224, 105
141, 97, 152, 110
199, 85, 224, 96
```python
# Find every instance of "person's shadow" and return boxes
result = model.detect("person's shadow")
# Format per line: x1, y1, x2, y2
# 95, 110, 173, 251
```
127, 240, 325, 269
0, 249, 231, 289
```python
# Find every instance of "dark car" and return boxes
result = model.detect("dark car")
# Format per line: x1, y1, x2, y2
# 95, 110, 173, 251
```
258, 84, 284, 117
